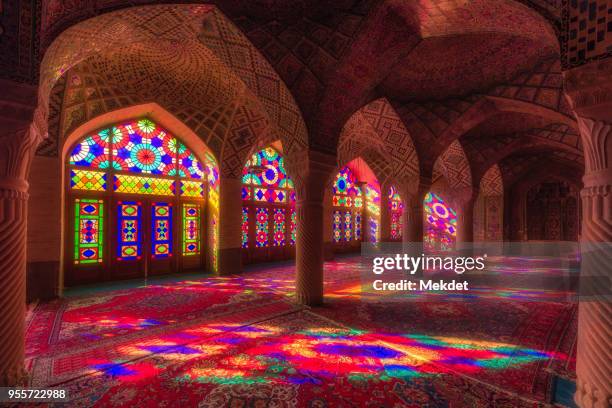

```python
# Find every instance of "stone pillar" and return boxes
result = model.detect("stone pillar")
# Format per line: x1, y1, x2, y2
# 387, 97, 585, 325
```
402, 179, 431, 243
0, 79, 40, 386
564, 60, 612, 408
379, 182, 391, 242
217, 177, 242, 275
293, 151, 335, 306
455, 187, 478, 245
0, 127, 40, 386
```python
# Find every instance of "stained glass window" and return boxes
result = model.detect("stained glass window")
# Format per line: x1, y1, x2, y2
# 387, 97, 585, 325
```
183, 204, 201, 256
70, 169, 107, 192
177, 142, 204, 179
332, 211, 342, 243
241, 146, 295, 254
331, 166, 371, 244
272, 208, 286, 246
242, 207, 249, 248
113, 120, 177, 175
68, 118, 214, 278
152, 203, 172, 258
117, 201, 142, 261
355, 213, 362, 240
389, 186, 404, 240
180, 180, 204, 198
69, 118, 204, 181
255, 208, 269, 248
114, 174, 175, 196
69, 133, 112, 169
344, 211, 352, 241
424, 192, 457, 251
74, 199, 104, 264
243, 147, 293, 188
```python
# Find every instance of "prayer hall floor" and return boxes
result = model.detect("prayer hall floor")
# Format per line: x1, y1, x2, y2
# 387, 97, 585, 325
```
25, 257, 577, 407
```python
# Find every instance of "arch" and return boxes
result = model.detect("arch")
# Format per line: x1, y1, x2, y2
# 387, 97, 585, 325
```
60, 107, 219, 288
37, 4, 308, 180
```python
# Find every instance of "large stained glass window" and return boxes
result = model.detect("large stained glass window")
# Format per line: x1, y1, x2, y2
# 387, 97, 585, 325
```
242, 146, 295, 260
389, 186, 404, 240
67, 118, 214, 283
424, 192, 457, 251
331, 166, 381, 246
74, 199, 104, 264
331, 167, 361, 246
332, 166, 385, 246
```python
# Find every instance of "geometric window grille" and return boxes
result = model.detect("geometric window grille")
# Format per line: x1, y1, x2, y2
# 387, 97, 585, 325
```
74, 198, 104, 264
242, 146, 295, 255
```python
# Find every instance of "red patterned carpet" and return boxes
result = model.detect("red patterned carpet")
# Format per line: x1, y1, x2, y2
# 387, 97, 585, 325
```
24, 257, 577, 407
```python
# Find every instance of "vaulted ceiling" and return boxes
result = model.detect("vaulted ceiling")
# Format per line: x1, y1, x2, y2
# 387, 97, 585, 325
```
10, 0, 585, 195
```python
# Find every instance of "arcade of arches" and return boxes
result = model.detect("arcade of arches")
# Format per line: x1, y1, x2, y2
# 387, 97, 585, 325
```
0, 1, 611, 407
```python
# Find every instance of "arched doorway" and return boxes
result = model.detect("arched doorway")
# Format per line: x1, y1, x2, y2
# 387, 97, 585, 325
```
241, 146, 296, 263
65, 118, 215, 285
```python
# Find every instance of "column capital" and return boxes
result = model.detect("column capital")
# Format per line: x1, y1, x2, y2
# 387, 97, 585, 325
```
289, 149, 337, 204
0, 124, 44, 193
575, 117, 612, 189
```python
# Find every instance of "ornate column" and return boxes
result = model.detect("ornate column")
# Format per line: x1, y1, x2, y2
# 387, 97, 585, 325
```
293, 151, 335, 306
379, 181, 391, 242
0, 78, 41, 386
564, 59, 612, 408
217, 177, 242, 275
0, 125, 41, 386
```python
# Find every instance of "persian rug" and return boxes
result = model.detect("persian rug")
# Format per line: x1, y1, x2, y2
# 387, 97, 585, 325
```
26, 279, 298, 387
24, 257, 577, 406
314, 295, 577, 403
57, 310, 452, 407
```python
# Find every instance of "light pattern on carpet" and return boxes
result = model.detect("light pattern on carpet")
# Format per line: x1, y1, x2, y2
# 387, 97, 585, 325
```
24, 257, 577, 407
